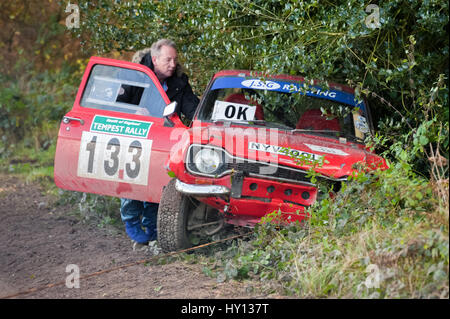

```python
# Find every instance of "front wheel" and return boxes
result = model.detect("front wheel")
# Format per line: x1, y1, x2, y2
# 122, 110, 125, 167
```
157, 179, 192, 252
157, 179, 224, 252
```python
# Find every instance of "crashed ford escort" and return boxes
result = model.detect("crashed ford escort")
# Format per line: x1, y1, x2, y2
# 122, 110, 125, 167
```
158, 70, 388, 251
54, 58, 387, 252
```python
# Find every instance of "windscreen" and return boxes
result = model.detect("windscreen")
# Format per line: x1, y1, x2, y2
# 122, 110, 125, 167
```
198, 76, 371, 141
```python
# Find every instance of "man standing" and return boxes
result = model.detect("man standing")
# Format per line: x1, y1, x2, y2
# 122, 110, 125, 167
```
121, 39, 199, 245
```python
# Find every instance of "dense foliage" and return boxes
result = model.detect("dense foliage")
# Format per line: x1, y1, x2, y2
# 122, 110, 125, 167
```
202, 163, 448, 297
0, 62, 82, 159
0, 0, 88, 157
72, 0, 448, 173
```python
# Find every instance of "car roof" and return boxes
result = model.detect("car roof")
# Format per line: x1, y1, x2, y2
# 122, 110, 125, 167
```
212, 70, 356, 94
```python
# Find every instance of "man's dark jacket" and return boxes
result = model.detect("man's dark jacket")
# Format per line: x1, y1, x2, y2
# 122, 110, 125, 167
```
139, 52, 199, 120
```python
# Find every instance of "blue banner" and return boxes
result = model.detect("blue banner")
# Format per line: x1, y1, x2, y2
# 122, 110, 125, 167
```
211, 77, 364, 109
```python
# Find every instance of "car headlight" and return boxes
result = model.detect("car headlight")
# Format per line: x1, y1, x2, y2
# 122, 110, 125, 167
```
193, 148, 222, 174
186, 145, 227, 176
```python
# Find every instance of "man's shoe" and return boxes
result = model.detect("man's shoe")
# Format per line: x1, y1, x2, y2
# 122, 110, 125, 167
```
145, 227, 157, 242
124, 219, 151, 244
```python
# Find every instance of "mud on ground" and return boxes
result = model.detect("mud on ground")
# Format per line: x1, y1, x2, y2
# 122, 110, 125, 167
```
0, 174, 269, 299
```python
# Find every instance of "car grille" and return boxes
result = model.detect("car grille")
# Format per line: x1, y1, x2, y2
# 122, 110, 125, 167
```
224, 161, 314, 185
185, 144, 346, 188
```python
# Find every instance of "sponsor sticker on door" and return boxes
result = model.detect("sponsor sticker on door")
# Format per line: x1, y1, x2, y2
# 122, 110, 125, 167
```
90, 115, 152, 138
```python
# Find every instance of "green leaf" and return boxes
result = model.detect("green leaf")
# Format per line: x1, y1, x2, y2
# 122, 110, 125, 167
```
419, 135, 429, 146
167, 171, 176, 178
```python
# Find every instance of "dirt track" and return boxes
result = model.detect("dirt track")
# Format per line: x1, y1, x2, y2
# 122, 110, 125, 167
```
0, 174, 266, 299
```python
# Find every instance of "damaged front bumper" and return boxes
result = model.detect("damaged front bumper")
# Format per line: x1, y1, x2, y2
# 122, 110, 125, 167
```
174, 179, 230, 196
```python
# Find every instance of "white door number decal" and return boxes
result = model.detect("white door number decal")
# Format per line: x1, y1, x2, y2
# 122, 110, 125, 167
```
77, 131, 151, 185
211, 100, 256, 121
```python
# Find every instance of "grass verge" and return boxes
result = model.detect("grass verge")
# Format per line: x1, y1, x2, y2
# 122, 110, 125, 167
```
200, 163, 449, 298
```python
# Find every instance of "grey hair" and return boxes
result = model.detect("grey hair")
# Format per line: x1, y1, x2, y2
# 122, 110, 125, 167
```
150, 39, 177, 57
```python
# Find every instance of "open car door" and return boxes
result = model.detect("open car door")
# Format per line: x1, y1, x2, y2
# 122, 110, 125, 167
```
54, 57, 185, 202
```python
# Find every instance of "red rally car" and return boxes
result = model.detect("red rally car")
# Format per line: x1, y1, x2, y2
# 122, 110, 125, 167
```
54, 57, 387, 252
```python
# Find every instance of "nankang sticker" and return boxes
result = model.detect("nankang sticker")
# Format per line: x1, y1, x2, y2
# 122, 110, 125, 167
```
241, 79, 281, 90
249, 142, 323, 162
304, 143, 349, 156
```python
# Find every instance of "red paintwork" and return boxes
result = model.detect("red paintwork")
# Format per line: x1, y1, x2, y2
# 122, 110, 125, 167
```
167, 123, 387, 226
54, 57, 187, 202
169, 126, 387, 179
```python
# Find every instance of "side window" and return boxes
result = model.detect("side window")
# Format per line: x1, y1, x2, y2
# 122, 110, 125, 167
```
80, 64, 167, 118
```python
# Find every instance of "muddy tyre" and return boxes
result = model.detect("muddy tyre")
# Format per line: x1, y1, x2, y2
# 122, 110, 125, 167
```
157, 179, 194, 252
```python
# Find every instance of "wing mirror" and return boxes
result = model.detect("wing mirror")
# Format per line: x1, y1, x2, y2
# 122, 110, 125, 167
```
163, 101, 177, 117
163, 101, 177, 127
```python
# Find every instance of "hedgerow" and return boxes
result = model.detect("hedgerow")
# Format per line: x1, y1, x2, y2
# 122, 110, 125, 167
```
72, 0, 448, 172
202, 160, 448, 297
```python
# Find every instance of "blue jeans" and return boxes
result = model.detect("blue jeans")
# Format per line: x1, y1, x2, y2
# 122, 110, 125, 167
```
120, 199, 158, 235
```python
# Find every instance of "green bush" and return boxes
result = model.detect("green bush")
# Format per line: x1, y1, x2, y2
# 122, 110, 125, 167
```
0, 61, 79, 156
57, 190, 122, 228
73, 0, 449, 175
205, 162, 448, 298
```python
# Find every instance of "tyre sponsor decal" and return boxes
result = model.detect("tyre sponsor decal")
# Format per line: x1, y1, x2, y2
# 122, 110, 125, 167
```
77, 131, 151, 185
